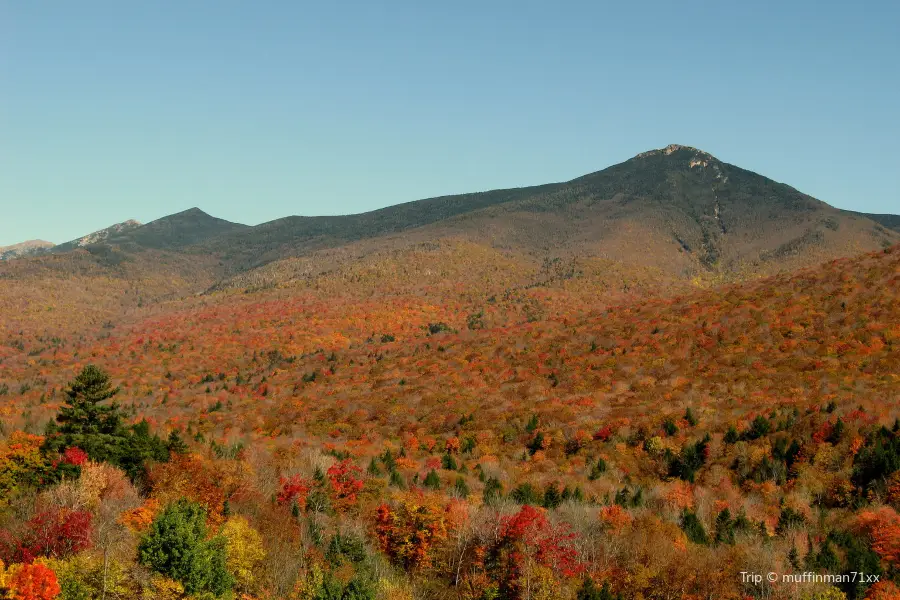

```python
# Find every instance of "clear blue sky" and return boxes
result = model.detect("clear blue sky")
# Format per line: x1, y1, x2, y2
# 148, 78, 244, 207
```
2, 1, 898, 246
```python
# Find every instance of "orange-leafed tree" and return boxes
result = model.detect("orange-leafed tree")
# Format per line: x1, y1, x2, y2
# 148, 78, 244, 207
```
374, 492, 451, 570
6, 562, 62, 600
856, 506, 900, 568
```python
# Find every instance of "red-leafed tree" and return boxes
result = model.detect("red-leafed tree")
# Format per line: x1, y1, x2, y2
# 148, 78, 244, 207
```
593, 426, 613, 442
485, 505, 584, 599
327, 459, 364, 509
61, 447, 88, 467
276, 474, 311, 510
4, 509, 93, 564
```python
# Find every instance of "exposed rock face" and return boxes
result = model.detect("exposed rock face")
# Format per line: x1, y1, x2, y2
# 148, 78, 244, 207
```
68, 220, 142, 247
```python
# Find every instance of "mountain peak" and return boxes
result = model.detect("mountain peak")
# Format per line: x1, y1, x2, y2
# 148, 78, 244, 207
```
0, 239, 54, 260
634, 144, 718, 161
175, 207, 210, 217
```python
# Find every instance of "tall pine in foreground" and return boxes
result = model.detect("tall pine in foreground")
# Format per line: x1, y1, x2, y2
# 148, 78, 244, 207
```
56, 364, 123, 435
43, 364, 170, 480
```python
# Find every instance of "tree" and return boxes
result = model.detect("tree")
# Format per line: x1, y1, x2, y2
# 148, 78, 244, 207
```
326, 459, 364, 510
0, 433, 51, 508
42, 366, 169, 480
423, 470, 441, 490
221, 516, 265, 593
374, 494, 451, 571
577, 577, 620, 600
852, 427, 900, 495
166, 431, 189, 455
483, 477, 503, 505
5, 562, 62, 600
1, 509, 93, 565
866, 581, 900, 600
485, 505, 584, 599
138, 499, 233, 597
56, 365, 123, 437
856, 506, 900, 568
679, 510, 709, 545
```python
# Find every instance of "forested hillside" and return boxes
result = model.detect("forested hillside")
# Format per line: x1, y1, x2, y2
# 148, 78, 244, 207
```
0, 240, 898, 599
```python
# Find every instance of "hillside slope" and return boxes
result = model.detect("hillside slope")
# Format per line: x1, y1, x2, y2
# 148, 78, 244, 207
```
1, 238, 898, 599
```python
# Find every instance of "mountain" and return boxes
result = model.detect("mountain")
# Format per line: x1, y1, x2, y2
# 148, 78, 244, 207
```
83, 207, 248, 250
0, 240, 53, 260
50, 208, 247, 254
8, 145, 900, 286
194, 144, 899, 279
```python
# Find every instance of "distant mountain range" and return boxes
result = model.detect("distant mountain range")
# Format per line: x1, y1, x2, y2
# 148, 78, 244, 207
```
4, 145, 897, 288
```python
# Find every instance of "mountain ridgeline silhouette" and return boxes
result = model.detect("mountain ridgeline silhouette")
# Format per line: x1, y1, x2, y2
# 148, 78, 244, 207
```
7, 145, 898, 283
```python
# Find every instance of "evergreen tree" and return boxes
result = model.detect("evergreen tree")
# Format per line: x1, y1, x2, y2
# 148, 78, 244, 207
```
56, 364, 123, 435
441, 453, 458, 471
684, 407, 698, 427
138, 499, 234, 597
43, 365, 170, 479
724, 425, 739, 444
167, 430, 189, 454
589, 457, 608, 480
423, 469, 441, 490
680, 510, 709, 545
543, 482, 562, 509
483, 477, 503, 505
454, 476, 470, 497
389, 470, 406, 489
577, 577, 620, 600
510, 482, 541, 505
714, 509, 736, 545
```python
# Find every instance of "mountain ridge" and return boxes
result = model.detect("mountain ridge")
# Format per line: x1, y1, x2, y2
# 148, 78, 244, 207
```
0, 239, 54, 260
3, 146, 897, 287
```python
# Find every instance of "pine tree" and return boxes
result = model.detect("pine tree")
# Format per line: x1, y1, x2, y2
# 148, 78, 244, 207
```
454, 476, 470, 497
167, 430, 189, 454
714, 509, 735, 545
423, 469, 441, 490
543, 482, 562, 509
483, 477, 503, 505
57, 365, 123, 435
680, 510, 709, 545
43, 365, 169, 480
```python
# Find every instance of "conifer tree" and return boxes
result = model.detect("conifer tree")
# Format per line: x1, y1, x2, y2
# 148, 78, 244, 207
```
57, 364, 123, 436
138, 499, 233, 597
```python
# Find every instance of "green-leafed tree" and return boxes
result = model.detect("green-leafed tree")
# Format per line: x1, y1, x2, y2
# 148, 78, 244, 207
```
138, 499, 234, 598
